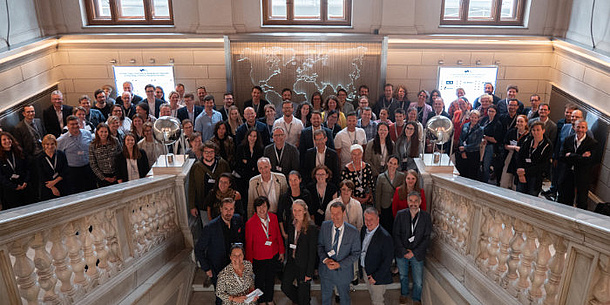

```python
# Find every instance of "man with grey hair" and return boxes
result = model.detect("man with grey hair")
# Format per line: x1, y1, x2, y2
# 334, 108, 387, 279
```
264, 126, 299, 177
360, 207, 394, 305
116, 81, 143, 105
43, 90, 74, 137
247, 157, 288, 218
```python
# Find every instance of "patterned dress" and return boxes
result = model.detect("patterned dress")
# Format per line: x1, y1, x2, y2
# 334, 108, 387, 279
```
340, 161, 374, 200
216, 260, 256, 304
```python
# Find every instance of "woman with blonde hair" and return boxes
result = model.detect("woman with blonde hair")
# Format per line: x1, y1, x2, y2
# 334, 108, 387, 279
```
281, 199, 318, 305
38, 134, 68, 200
226, 105, 243, 136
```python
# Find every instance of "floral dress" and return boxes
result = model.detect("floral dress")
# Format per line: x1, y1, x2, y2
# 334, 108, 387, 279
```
340, 161, 374, 200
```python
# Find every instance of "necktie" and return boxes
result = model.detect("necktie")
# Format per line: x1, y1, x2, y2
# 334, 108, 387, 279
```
332, 227, 340, 257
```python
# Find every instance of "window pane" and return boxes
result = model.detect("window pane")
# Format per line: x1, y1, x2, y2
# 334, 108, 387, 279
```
468, 0, 493, 19
271, 0, 287, 18
294, 0, 320, 18
118, 0, 145, 17
443, 0, 461, 19
152, 0, 170, 17
500, 0, 518, 20
328, 0, 344, 18
95, 0, 111, 17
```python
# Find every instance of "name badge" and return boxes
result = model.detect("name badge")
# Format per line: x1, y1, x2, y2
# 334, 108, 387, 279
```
327, 250, 335, 257
207, 179, 215, 184
77, 151, 85, 155
276, 166, 282, 172
317, 209, 325, 215
10, 174, 19, 180
408, 236, 415, 243
525, 158, 532, 163
52, 173, 59, 179
356, 187, 364, 193
265, 241, 272, 246
510, 140, 518, 146
289, 244, 297, 249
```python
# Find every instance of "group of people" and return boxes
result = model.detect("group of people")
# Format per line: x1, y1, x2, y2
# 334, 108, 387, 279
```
0, 83, 167, 209
448, 83, 599, 209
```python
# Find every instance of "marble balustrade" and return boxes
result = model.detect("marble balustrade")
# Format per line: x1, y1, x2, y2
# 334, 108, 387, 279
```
425, 173, 610, 305
0, 168, 193, 305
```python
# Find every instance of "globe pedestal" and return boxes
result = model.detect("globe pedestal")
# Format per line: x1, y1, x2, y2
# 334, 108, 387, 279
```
152, 154, 190, 175
417, 153, 455, 174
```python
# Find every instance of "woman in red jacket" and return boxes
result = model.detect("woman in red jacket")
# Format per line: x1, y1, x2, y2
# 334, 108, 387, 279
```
392, 169, 427, 217
246, 196, 285, 305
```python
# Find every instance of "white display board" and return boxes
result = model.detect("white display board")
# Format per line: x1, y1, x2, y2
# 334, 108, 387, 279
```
113, 66, 175, 99
437, 67, 498, 107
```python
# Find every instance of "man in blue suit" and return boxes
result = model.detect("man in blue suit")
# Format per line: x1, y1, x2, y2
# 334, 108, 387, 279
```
318, 201, 361, 305
360, 207, 394, 305
299, 110, 335, 157
195, 198, 245, 305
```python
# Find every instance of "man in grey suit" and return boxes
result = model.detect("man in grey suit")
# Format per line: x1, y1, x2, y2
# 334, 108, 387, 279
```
13, 105, 46, 158
318, 201, 361, 305
264, 126, 299, 178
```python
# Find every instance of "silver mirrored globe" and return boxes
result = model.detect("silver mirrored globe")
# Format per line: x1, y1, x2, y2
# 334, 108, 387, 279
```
153, 116, 182, 145
426, 115, 454, 145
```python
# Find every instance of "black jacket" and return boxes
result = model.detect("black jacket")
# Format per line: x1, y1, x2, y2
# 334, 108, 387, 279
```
360, 225, 394, 285
115, 149, 150, 182
285, 223, 318, 279
393, 209, 432, 261
43, 105, 73, 137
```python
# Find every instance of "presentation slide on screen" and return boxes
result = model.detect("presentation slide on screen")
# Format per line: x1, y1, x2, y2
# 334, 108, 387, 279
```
113, 66, 176, 99
437, 67, 498, 106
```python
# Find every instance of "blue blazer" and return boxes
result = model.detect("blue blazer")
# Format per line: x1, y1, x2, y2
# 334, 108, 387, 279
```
177, 106, 203, 123
360, 225, 394, 285
195, 215, 245, 279
317, 220, 361, 284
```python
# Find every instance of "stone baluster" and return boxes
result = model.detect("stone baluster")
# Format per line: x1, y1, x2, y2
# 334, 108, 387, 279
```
81, 217, 99, 288
166, 189, 177, 230
66, 222, 89, 295
9, 237, 40, 305
456, 201, 469, 254
590, 254, 610, 305
496, 216, 513, 281
517, 224, 536, 303
143, 196, 154, 249
543, 237, 566, 305
91, 213, 109, 281
157, 193, 168, 237
486, 213, 503, 275
529, 230, 552, 301
505, 219, 525, 293
31, 232, 59, 304
130, 202, 143, 257
149, 194, 160, 243
50, 225, 75, 300
103, 209, 121, 269
476, 208, 491, 269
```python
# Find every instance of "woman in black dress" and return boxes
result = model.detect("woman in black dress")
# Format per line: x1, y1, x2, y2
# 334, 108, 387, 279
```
0, 132, 30, 210
306, 165, 338, 227
277, 170, 313, 239
37, 134, 68, 200
233, 128, 264, 206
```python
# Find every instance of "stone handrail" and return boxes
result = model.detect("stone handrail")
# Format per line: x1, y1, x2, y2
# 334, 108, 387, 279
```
0, 163, 193, 304
426, 173, 610, 305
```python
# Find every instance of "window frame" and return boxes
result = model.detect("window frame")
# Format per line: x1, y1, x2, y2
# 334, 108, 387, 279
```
262, 0, 352, 26
84, 0, 174, 26
440, 0, 526, 26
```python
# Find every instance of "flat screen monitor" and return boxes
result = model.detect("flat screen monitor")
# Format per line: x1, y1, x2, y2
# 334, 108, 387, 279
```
437, 67, 498, 108
113, 66, 175, 99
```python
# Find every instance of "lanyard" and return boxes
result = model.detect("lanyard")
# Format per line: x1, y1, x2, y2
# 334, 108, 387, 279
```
394, 124, 402, 139
283, 120, 293, 138
274, 146, 284, 164
411, 212, 419, 237
45, 154, 57, 172
317, 185, 326, 206
316, 147, 325, 166
260, 216, 270, 240
234, 273, 243, 286
262, 179, 274, 198
6, 153, 15, 172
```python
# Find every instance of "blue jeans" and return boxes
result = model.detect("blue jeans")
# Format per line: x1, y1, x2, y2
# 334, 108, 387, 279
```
396, 256, 424, 302
481, 144, 494, 183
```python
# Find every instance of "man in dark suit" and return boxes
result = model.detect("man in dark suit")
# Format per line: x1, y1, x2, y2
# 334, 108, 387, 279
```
195, 198, 245, 305
243, 86, 269, 118
264, 126, 299, 178
115, 81, 143, 105
143, 84, 164, 118
43, 90, 73, 137
299, 110, 335, 157
496, 85, 524, 116
393, 191, 432, 305
303, 129, 340, 185
13, 105, 46, 158
177, 93, 203, 123
472, 82, 501, 109
360, 207, 394, 305
558, 120, 599, 209
317, 201, 361, 305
